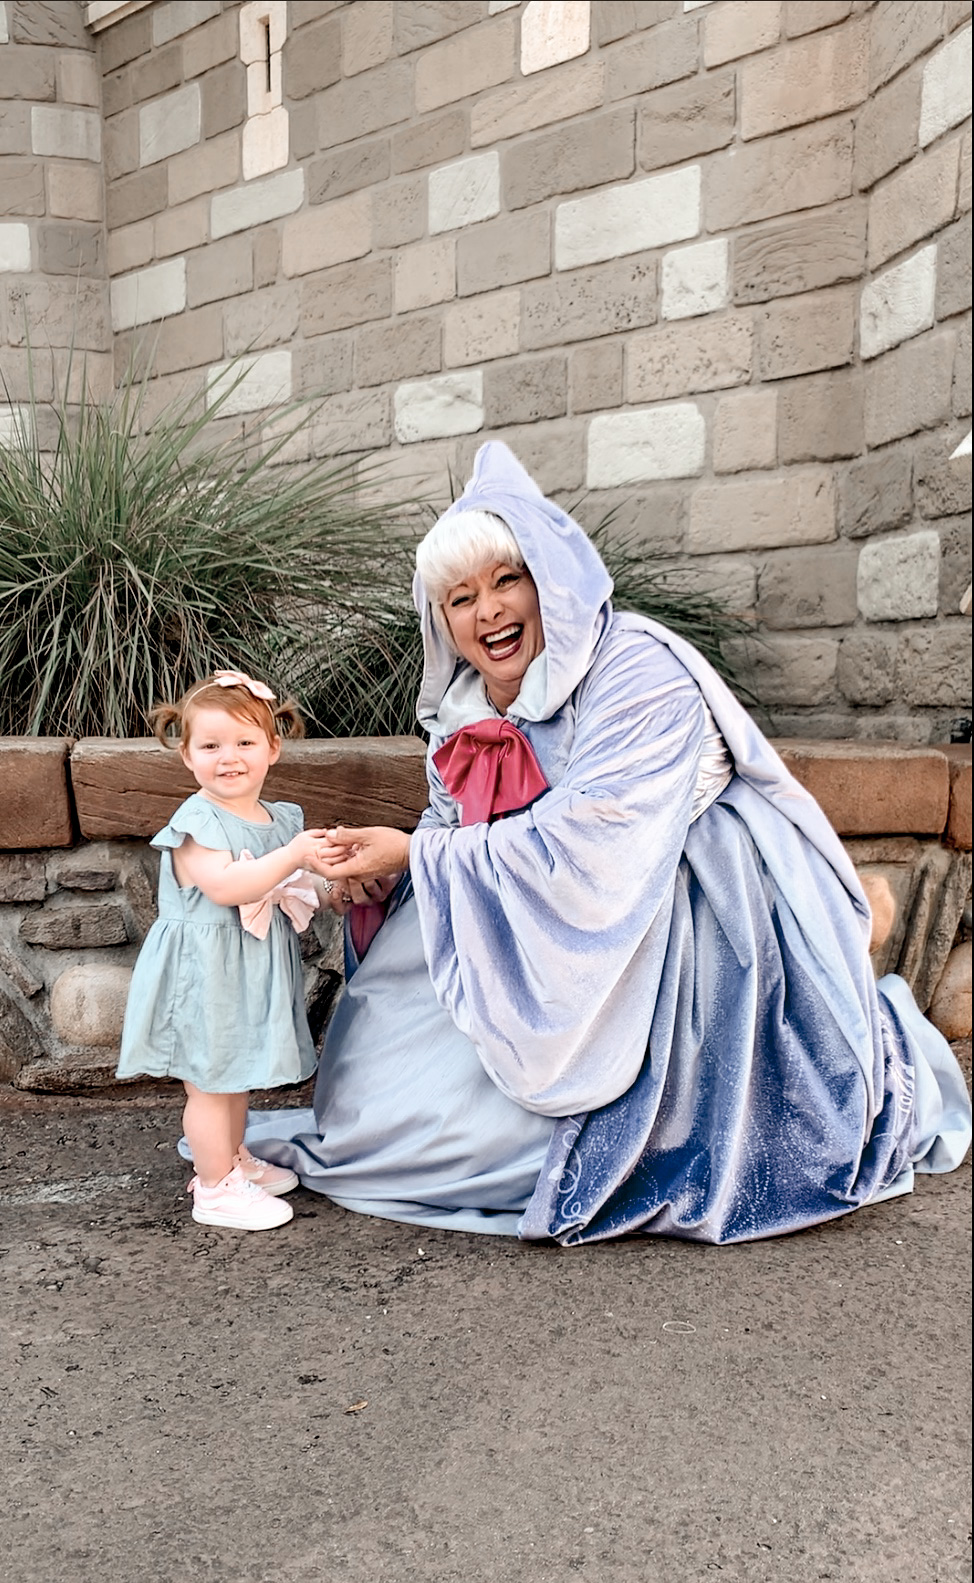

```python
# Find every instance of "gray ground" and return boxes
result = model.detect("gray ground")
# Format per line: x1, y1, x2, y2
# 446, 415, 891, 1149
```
1, 1082, 970, 1583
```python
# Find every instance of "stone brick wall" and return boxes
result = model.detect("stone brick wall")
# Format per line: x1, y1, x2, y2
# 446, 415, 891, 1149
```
0, 0, 971, 740
0, 0, 111, 428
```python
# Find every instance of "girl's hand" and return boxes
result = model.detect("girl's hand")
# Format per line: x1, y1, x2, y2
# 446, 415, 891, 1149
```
316, 826, 411, 883
286, 828, 332, 870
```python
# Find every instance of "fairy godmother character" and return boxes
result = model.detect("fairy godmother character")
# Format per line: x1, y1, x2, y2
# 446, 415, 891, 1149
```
242, 443, 970, 1243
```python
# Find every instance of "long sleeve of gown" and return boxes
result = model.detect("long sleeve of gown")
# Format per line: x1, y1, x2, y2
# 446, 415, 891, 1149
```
409, 631, 706, 1115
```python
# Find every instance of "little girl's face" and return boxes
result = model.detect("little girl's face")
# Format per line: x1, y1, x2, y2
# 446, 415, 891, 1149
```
181, 706, 281, 808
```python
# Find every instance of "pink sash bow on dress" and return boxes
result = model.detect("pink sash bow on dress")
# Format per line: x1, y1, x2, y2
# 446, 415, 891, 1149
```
237, 849, 318, 940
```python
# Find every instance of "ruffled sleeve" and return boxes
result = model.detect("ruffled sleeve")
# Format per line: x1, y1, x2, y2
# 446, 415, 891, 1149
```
151, 795, 235, 853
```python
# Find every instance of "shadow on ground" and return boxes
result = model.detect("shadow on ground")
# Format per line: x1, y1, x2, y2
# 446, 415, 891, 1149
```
1, 1068, 970, 1583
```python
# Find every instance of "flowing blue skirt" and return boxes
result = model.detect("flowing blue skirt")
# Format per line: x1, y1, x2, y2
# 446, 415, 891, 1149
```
237, 788, 970, 1242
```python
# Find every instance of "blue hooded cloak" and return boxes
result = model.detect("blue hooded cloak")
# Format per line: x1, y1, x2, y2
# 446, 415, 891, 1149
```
239, 442, 970, 1243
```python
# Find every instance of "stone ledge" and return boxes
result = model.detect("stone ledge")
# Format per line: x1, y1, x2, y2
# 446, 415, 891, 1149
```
939, 744, 972, 851
70, 737, 429, 840
773, 740, 952, 838
0, 740, 74, 851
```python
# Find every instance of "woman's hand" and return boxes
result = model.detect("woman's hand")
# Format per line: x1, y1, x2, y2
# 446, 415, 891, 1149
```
317, 873, 403, 915
315, 826, 411, 885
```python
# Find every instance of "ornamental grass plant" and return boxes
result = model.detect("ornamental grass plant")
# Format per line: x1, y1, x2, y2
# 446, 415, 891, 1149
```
0, 353, 418, 739
1, 351, 750, 741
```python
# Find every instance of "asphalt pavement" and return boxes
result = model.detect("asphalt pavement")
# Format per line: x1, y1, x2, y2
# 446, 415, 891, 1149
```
1, 1080, 970, 1583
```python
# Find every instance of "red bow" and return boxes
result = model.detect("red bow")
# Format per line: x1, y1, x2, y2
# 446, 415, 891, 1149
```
432, 719, 549, 827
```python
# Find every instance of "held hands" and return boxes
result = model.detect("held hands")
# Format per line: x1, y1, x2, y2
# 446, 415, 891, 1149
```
312, 826, 411, 900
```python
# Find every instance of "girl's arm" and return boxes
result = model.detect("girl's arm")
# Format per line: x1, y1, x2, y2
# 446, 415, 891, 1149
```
172, 830, 330, 906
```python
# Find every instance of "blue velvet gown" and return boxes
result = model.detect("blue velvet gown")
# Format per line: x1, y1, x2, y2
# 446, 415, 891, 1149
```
239, 443, 971, 1243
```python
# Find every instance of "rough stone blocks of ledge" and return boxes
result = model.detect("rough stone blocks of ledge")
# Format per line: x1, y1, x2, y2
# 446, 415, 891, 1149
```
0, 740, 73, 850
70, 739, 430, 841
774, 740, 951, 836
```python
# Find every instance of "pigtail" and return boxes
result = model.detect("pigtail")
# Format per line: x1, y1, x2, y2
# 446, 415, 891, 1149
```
149, 701, 184, 748
272, 696, 306, 740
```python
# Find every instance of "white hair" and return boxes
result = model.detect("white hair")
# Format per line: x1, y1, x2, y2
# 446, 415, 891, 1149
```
416, 509, 524, 620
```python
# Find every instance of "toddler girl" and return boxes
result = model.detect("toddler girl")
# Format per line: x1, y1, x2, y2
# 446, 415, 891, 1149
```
117, 671, 330, 1232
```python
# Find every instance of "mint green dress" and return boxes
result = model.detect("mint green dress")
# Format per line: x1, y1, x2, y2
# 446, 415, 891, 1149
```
116, 793, 317, 1093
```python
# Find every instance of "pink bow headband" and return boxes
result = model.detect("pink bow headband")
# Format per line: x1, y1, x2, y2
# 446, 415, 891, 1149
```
184, 670, 276, 706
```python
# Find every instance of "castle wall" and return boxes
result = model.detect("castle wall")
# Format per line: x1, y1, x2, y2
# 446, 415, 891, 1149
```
0, 0, 971, 740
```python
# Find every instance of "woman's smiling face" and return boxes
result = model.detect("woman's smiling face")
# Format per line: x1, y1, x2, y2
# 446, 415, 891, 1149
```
443, 561, 545, 713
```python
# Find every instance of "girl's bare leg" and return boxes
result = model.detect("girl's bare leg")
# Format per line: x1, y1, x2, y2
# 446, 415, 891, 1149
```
228, 1091, 250, 1160
183, 1083, 240, 1186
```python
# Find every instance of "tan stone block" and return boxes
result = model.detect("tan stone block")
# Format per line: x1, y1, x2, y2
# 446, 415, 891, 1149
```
731, 634, 840, 705
758, 286, 855, 381
444, 290, 520, 366
253, 226, 280, 288
154, 197, 209, 259
785, 1, 852, 36
733, 199, 866, 304
311, 389, 392, 456
928, 939, 972, 1038
373, 174, 426, 250
936, 215, 972, 320
5, 279, 108, 352
0, 103, 31, 156
56, 51, 100, 107
595, 2, 682, 45
152, 303, 225, 377
741, 16, 868, 140
868, 138, 960, 269
309, 139, 390, 204
777, 368, 864, 462
0, 741, 72, 850
961, 126, 972, 213
940, 743, 973, 848
457, 211, 550, 296
343, 0, 394, 75
392, 110, 466, 174
471, 61, 604, 146
202, 60, 248, 142
284, 14, 341, 99
869, 0, 945, 91
689, 468, 837, 552
863, 328, 956, 446
570, 341, 624, 413
706, 118, 853, 230
98, 8, 151, 73
505, 107, 635, 209
705, 0, 781, 67
37, 222, 104, 278
606, 17, 698, 99
167, 130, 239, 207
102, 67, 134, 120
186, 235, 253, 308
315, 61, 413, 149
224, 282, 301, 355
854, 63, 920, 191
0, 44, 55, 101
395, 1, 483, 53
522, 254, 657, 349
628, 314, 753, 401
50, 965, 132, 1050
103, 108, 138, 183
301, 256, 392, 336
282, 192, 371, 277
132, 40, 182, 103
713, 387, 777, 472
355, 313, 442, 387
47, 161, 103, 223
774, 740, 950, 833
757, 544, 859, 628
183, 8, 239, 77
394, 237, 456, 312
416, 15, 515, 111
107, 219, 154, 276
0, 159, 45, 216
636, 70, 735, 173
484, 354, 568, 425
292, 336, 350, 401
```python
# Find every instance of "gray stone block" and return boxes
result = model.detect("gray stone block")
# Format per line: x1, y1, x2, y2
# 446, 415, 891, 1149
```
733, 200, 866, 305
778, 368, 864, 462
504, 108, 635, 210
838, 449, 913, 538
914, 430, 974, 518
484, 355, 568, 426
457, 210, 550, 296
0, 854, 47, 904
637, 71, 736, 173
308, 139, 391, 204
522, 255, 657, 350
836, 630, 899, 706
757, 546, 860, 628
20, 904, 130, 951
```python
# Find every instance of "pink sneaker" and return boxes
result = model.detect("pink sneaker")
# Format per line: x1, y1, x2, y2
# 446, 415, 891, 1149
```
235, 1149, 299, 1197
189, 1165, 293, 1230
